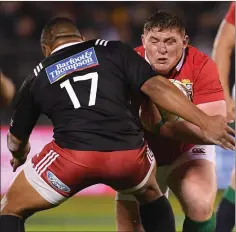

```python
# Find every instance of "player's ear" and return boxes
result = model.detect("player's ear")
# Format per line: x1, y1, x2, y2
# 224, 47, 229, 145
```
141, 34, 146, 49
41, 44, 51, 57
183, 35, 189, 48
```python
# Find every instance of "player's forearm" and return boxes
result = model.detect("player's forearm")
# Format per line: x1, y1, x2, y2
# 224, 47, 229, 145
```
7, 132, 30, 158
141, 76, 209, 130
160, 120, 212, 144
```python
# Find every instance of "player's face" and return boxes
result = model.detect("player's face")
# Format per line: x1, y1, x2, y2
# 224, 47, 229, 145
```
142, 28, 188, 75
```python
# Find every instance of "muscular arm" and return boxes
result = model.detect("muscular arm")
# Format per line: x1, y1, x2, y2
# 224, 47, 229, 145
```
141, 76, 209, 130
159, 100, 226, 144
9, 76, 40, 159
212, 20, 235, 99
0, 72, 15, 107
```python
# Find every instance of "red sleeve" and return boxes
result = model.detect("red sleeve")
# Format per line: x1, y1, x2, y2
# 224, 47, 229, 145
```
193, 58, 225, 105
225, 2, 235, 25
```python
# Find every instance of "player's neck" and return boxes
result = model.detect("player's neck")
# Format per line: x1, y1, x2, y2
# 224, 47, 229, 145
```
51, 38, 84, 54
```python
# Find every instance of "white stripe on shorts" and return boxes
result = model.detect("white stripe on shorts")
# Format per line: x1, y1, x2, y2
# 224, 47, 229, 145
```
36, 152, 57, 174
38, 154, 59, 176
35, 150, 54, 172
34, 150, 59, 176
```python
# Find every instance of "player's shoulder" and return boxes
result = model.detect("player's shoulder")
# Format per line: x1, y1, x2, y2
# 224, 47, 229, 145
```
91, 39, 125, 49
186, 46, 215, 68
134, 45, 145, 57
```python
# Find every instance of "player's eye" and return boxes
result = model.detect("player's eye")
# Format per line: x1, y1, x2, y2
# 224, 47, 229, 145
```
151, 40, 158, 44
165, 40, 175, 45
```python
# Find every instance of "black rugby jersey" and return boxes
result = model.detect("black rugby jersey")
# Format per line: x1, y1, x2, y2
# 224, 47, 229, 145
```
10, 39, 158, 151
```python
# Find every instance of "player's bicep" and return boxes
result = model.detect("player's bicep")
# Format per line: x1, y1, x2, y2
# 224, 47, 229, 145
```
193, 59, 225, 104
120, 42, 158, 90
9, 80, 40, 140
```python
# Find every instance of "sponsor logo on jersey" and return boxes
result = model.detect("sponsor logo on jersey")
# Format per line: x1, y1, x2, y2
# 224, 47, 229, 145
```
47, 171, 70, 193
192, 148, 206, 154
46, 47, 99, 84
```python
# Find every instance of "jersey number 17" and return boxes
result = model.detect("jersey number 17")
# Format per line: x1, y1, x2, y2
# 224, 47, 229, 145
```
60, 72, 98, 109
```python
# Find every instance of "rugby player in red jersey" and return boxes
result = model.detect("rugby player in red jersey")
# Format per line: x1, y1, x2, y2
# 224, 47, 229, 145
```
116, 10, 232, 232
213, 2, 235, 231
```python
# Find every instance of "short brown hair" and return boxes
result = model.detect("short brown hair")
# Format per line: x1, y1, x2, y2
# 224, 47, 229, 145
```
144, 10, 185, 34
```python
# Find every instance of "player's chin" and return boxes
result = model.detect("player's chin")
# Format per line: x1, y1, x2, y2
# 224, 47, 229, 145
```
153, 64, 170, 75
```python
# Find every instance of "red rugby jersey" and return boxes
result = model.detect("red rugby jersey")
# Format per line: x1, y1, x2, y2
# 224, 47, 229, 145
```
135, 45, 224, 165
225, 2, 235, 25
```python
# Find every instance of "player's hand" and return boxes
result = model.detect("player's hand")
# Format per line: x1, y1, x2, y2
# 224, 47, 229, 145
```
10, 142, 30, 172
10, 156, 27, 172
226, 97, 235, 123
201, 115, 235, 150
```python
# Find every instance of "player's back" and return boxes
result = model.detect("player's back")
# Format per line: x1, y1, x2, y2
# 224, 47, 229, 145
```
31, 40, 148, 151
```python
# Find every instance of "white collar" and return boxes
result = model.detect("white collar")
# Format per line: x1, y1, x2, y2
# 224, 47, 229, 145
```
176, 49, 185, 71
145, 48, 186, 72
51, 42, 82, 54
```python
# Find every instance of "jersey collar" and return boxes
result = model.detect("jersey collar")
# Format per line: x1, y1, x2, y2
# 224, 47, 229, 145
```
145, 48, 186, 72
51, 42, 82, 54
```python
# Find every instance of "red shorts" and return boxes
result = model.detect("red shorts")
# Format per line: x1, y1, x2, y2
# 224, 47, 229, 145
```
23, 140, 155, 204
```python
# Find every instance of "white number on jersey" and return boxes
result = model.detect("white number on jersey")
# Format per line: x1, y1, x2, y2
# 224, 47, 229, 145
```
60, 72, 98, 109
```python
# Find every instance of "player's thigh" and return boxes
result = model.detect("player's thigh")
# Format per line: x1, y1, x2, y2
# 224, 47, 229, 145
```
1, 141, 99, 220
1, 170, 56, 219
167, 158, 217, 216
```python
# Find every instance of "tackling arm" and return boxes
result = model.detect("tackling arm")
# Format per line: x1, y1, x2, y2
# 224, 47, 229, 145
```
159, 100, 226, 144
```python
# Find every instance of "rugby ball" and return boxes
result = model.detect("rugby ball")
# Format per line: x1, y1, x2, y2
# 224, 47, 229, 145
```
158, 79, 191, 122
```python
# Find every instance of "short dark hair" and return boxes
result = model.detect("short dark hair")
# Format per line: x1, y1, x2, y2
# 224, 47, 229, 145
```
144, 10, 185, 34
41, 17, 81, 44
43, 17, 76, 32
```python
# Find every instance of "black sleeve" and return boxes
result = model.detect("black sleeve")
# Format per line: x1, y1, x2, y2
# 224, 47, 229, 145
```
117, 41, 158, 90
9, 76, 40, 140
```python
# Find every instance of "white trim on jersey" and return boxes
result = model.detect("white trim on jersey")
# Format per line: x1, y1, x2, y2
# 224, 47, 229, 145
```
99, 40, 105, 45
36, 65, 40, 72
95, 39, 101, 45
95, 39, 109, 46
104, 40, 109, 46
34, 69, 38, 76
33, 62, 43, 77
